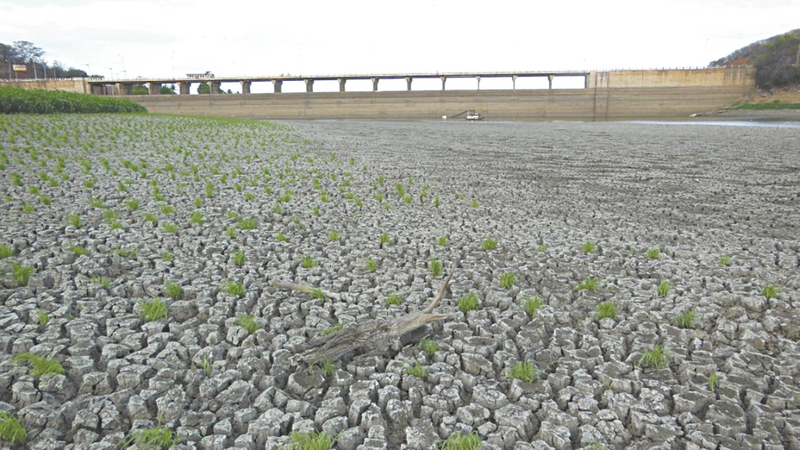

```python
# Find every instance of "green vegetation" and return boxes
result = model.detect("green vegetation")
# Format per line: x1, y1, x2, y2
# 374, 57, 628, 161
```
405, 363, 426, 378
161, 251, 173, 262
507, 361, 538, 383
582, 241, 597, 254
499, 272, 515, 289
647, 247, 660, 260
0, 244, 12, 259
68, 213, 83, 229
657, 281, 670, 297
12, 352, 64, 378
139, 298, 169, 322
639, 343, 668, 370
482, 237, 498, 251
0, 86, 147, 114
119, 425, 175, 450
674, 309, 696, 329
36, 309, 50, 327
719, 254, 731, 266
163, 281, 182, 300
458, 293, 480, 313
536, 244, 549, 253
288, 431, 337, 450
523, 296, 543, 317
418, 338, 439, 357
223, 281, 246, 298
233, 250, 246, 268
312, 288, 325, 300
595, 301, 617, 320
90, 276, 111, 289
162, 222, 178, 233
429, 259, 443, 276
711, 29, 800, 90
322, 324, 344, 336
238, 314, 261, 334
708, 371, 719, 393
327, 230, 340, 242
0, 411, 26, 445
573, 277, 600, 292
762, 283, 783, 299
379, 232, 391, 245
730, 101, 800, 110
11, 262, 34, 286
72, 245, 88, 256
300, 255, 317, 269
365, 259, 377, 273
385, 293, 403, 306
276, 232, 287, 242
238, 217, 257, 230
437, 236, 448, 247
440, 431, 482, 450
189, 210, 204, 224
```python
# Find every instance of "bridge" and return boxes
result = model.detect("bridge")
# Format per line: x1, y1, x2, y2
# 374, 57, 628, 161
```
86, 71, 592, 95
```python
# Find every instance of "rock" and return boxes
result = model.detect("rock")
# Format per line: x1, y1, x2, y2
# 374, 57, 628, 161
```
337, 427, 366, 450
472, 384, 509, 410
404, 419, 439, 450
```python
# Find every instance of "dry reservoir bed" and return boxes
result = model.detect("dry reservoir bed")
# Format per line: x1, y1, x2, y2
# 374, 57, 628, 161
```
0, 115, 798, 449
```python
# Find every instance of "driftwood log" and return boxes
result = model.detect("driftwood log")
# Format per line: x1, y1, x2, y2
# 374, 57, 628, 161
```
274, 274, 453, 364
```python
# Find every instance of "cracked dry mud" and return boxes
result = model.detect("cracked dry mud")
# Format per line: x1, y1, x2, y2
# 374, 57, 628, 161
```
0, 115, 798, 450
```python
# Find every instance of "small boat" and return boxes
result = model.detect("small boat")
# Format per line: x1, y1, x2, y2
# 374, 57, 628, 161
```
466, 110, 484, 121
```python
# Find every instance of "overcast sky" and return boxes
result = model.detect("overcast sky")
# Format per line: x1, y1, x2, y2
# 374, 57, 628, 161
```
1, 0, 798, 80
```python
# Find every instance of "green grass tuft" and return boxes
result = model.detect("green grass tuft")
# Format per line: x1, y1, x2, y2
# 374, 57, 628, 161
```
507, 361, 538, 383
657, 281, 670, 297
233, 250, 246, 268
482, 237, 497, 251
223, 281, 246, 298
647, 247, 660, 260
139, 298, 169, 322
523, 296, 543, 317
573, 277, 600, 292
595, 301, 617, 320
238, 217, 257, 230
0, 244, 12, 259
327, 230, 340, 242
36, 309, 50, 327
708, 371, 719, 393
674, 309, 696, 329
322, 323, 344, 336
163, 281, 182, 300
582, 241, 597, 254
437, 236, 448, 247
300, 255, 317, 269
429, 259, 443, 276
11, 263, 34, 286
440, 431, 482, 450
458, 293, 480, 313
288, 430, 336, 450
365, 259, 377, 273
238, 314, 261, 334
385, 293, 403, 306
499, 272, 515, 289
0, 411, 26, 445
120, 425, 175, 450
719, 254, 731, 266
405, 363, 426, 378
12, 352, 64, 378
379, 232, 391, 245
639, 343, 668, 370
762, 283, 782, 299
418, 338, 439, 357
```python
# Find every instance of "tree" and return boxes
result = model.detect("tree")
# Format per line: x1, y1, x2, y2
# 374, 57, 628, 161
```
754, 33, 800, 90
131, 84, 149, 95
197, 82, 210, 94
160, 84, 177, 95
12, 41, 44, 63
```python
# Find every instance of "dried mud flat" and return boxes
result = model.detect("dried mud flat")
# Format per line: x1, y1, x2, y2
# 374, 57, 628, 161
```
0, 115, 799, 450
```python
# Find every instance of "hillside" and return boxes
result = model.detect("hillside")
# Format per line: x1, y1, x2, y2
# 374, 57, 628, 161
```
710, 29, 800, 90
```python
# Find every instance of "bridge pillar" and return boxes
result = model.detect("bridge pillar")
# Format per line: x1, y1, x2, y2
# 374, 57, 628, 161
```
179, 82, 191, 95
210, 81, 221, 94
371, 78, 379, 91
548, 74, 554, 90
584, 74, 589, 89
405, 76, 412, 91
441, 76, 446, 91
91, 84, 104, 95
305, 79, 314, 93
476, 76, 481, 90
117, 83, 132, 95
338, 78, 346, 92
241, 81, 251, 94
149, 82, 161, 95
273, 80, 283, 93
512, 75, 517, 90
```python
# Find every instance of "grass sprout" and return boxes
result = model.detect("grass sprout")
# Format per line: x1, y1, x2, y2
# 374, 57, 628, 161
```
12, 352, 64, 378
458, 293, 480, 313
639, 344, 668, 370
418, 338, 439, 357
482, 237, 497, 251
499, 272, 515, 289
429, 259, 443, 276
507, 361, 538, 383
238, 314, 261, 334
573, 277, 600, 292
595, 302, 617, 320
0, 411, 26, 445
523, 296, 543, 317
288, 431, 336, 450
582, 241, 597, 254
674, 309, 696, 329
139, 298, 169, 322
405, 363, 426, 378
440, 431, 482, 450
657, 281, 670, 297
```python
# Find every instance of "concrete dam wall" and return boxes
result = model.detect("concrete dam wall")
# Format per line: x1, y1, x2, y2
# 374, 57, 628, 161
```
2, 68, 755, 120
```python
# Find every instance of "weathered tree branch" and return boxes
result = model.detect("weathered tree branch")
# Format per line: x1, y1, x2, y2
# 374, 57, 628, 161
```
274, 273, 453, 363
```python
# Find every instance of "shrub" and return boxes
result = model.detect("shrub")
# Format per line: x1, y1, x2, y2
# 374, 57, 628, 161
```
458, 293, 480, 313
482, 237, 497, 251
139, 298, 169, 321
12, 352, 64, 378
0, 411, 26, 445
595, 302, 617, 320
162, 222, 178, 233
507, 361, 538, 383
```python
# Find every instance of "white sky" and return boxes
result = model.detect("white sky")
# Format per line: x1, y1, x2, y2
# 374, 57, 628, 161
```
1, 0, 798, 84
